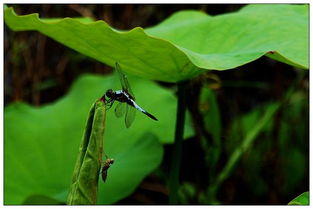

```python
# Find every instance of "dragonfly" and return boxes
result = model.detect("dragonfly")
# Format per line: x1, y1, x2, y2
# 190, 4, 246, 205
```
102, 62, 158, 128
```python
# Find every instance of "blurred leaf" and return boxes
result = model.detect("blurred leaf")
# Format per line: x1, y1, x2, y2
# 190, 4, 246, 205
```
199, 88, 221, 147
34, 79, 58, 91
22, 195, 63, 205
283, 92, 309, 147
288, 192, 309, 205
205, 102, 281, 201
98, 133, 163, 204
282, 149, 306, 194
199, 87, 221, 180
4, 73, 193, 204
226, 103, 275, 153
178, 182, 196, 204
213, 103, 280, 189
278, 90, 308, 194
4, 5, 308, 83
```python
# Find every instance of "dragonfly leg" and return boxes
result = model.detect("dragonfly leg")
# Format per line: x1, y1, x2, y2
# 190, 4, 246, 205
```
105, 99, 114, 110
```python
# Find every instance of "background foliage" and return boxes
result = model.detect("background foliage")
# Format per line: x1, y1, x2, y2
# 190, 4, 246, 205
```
4, 4, 309, 205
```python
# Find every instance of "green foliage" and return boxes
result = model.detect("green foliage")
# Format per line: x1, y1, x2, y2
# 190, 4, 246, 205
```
226, 103, 275, 153
279, 96, 308, 194
214, 103, 280, 189
199, 87, 222, 181
4, 4, 309, 205
22, 195, 63, 204
288, 192, 309, 205
4, 5, 308, 83
98, 133, 162, 204
206, 79, 308, 202
67, 100, 106, 205
4, 73, 194, 204
178, 182, 197, 204
200, 88, 221, 146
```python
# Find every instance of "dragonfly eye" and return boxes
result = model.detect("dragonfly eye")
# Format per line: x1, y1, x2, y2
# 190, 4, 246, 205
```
106, 89, 114, 97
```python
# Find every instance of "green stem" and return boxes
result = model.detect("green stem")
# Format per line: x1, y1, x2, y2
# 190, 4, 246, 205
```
169, 81, 188, 204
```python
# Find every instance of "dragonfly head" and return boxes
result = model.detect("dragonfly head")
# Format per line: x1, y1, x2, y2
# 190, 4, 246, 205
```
105, 89, 114, 98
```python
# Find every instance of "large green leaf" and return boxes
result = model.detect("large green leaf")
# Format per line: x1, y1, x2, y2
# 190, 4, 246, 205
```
4, 5, 308, 83
4, 73, 194, 204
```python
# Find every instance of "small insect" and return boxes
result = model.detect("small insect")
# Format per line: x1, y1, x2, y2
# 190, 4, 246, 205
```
101, 158, 114, 183
102, 62, 158, 128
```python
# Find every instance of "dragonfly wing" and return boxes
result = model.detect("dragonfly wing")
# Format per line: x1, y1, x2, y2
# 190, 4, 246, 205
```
125, 104, 136, 128
114, 102, 126, 118
115, 62, 135, 100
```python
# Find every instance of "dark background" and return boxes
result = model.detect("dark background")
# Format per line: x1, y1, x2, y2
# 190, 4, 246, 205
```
4, 4, 309, 205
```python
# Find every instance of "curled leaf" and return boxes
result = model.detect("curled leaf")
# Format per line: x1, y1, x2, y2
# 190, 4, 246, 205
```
67, 100, 106, 205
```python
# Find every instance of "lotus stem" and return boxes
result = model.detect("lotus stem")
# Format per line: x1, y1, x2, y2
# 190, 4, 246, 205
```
169, 81, 188, 204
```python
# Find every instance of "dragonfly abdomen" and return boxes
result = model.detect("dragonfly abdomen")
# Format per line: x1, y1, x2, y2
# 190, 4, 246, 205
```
131, 100, 158, 121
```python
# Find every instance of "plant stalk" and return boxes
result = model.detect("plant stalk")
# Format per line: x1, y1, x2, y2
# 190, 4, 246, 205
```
169, 81, 188, 204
